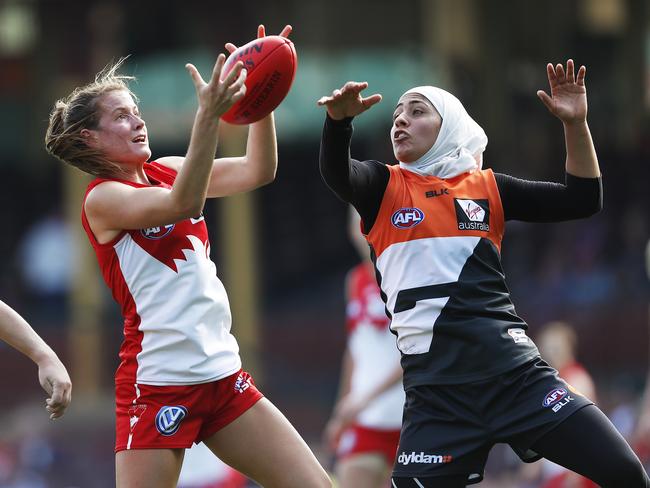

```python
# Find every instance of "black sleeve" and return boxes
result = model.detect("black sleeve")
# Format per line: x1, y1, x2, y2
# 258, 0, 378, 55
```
495, 172, 603, 222
319, 114, 389, 231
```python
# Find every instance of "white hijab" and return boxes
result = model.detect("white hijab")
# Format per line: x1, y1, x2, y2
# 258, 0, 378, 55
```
397, 86, 488, 179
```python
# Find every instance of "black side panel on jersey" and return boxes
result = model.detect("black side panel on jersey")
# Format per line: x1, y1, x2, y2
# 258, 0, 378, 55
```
400, 238, 540, 388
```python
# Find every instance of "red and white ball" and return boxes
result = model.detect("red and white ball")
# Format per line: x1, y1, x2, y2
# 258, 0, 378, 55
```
221, 35, 297, 125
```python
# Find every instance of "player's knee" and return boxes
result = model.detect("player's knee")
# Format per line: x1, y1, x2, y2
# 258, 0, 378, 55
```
599, 453, 649, 488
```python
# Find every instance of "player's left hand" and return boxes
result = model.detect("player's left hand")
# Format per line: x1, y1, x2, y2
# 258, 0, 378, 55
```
225, 24, 292, 54
38, 356, 72, 419
537, 59, 587, 125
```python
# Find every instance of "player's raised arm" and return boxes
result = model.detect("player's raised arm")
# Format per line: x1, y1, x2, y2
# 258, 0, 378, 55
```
317, 81, 382, 120
537, 59, 600, 179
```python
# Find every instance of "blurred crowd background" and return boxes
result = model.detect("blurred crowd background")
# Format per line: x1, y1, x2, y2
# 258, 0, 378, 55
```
0, 0, 648, 486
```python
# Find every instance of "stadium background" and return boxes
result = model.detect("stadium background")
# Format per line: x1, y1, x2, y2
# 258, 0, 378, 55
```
0, 0, 648, 486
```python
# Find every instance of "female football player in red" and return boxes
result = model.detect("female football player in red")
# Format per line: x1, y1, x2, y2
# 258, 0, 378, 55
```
45, 25, 331, 488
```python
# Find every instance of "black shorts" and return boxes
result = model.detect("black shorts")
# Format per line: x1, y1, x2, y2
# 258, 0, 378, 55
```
392, 357, 593, 485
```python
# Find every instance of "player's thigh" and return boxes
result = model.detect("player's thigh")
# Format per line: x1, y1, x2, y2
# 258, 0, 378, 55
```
115, 448, 184, 488
203, 397, 331, 488
530, 404, 649, 487
336, 452, 390, 488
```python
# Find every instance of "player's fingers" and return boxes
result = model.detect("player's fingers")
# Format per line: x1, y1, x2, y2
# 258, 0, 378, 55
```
546, 63, 556, 83
185, 63, 206, 89
279, 25, 292, 38
64, 383, 72, 406
257, 24, 266, 38
576, 65, 586, 86
536, 90, 554, 112
224, 42, 237, 54
211, 54, 227, 83
226, 68, 247, 96
555, 63, 566, 82
230, 84, 247, 104
48, 382, 64, 406
566, 59, 575, 83
221, 60, 244, 87
343, 81, 367, 93
316, 95, 334, 106
362, 93, 383, 108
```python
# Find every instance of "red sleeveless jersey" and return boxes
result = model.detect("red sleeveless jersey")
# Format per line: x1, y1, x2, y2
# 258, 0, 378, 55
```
81, 162, 241, 386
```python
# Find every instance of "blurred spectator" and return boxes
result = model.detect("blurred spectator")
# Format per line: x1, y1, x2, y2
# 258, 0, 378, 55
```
17, 212, 77, 322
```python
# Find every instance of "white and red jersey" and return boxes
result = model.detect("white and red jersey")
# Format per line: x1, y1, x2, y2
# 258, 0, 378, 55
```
346, 263, 404, 430
81, 162, 241, 386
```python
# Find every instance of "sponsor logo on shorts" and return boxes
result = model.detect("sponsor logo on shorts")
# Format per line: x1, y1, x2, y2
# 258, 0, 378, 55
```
127, 404, 147, 432
391, 207, 425, 229
155, 405, 187, 436
542, 388, 575, 413
397, 451, 453, 465
507, 328, 529, 343
141, 224, 175, 239
454, 198, 490, 231
234, 372, 252, 393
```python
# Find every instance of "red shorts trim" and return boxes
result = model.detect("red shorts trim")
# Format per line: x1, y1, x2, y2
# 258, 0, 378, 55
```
115, 370, 263, 452
337, 424, 401, 465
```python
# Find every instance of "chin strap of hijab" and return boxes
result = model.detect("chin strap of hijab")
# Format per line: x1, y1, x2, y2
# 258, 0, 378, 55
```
398, 86, 488, 179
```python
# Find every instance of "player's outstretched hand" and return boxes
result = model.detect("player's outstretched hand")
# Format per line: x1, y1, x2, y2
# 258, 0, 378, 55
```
185, 54, 247, 119
317, 81, 382, 121
225, 24, 292, 55
38, 355, 71, 420
537, 59, 587, 125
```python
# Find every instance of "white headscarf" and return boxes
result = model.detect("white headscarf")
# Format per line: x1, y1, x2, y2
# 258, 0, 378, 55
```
397, 86, 488, 179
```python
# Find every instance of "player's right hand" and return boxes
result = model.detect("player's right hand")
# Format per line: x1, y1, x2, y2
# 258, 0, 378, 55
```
38, 355, 72, 420
317, 81, 382, 120
185, 55, 247, 119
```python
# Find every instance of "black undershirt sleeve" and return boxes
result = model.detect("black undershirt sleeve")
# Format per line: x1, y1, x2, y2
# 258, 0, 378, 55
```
319, 115, 603, 226
319, 115, 389, 231
494, 172, 603, 222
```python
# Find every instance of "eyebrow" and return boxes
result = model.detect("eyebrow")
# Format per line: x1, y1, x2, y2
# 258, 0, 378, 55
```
110, 105, 138, 115
394, 99, 429, 110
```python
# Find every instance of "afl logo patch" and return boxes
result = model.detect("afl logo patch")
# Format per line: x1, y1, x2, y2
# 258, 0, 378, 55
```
141, 224, 175, 239
542, 388, 568, 408
155, 405, 187, 436
391, 207, 424, 229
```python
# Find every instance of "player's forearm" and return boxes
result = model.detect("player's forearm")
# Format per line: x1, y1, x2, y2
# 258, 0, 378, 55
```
172, 109, 220, 213
564, 120, 600, 178
0, 301, 55, 365
244, 113, 278, 185
360, 365, 403, 405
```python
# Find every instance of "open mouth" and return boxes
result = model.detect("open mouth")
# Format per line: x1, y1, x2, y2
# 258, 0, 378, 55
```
132, 135, 146, 143
393, 130, 409, 142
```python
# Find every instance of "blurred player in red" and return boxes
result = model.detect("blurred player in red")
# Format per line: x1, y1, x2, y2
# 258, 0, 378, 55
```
536, 321, 597, 488
177, 442, 247, 488
324, 207, 404, 488
0, 300, 71, 419
44, 25, 331, 488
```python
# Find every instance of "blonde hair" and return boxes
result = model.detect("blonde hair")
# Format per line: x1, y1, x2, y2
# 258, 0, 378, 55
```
45, 57, 138, 178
